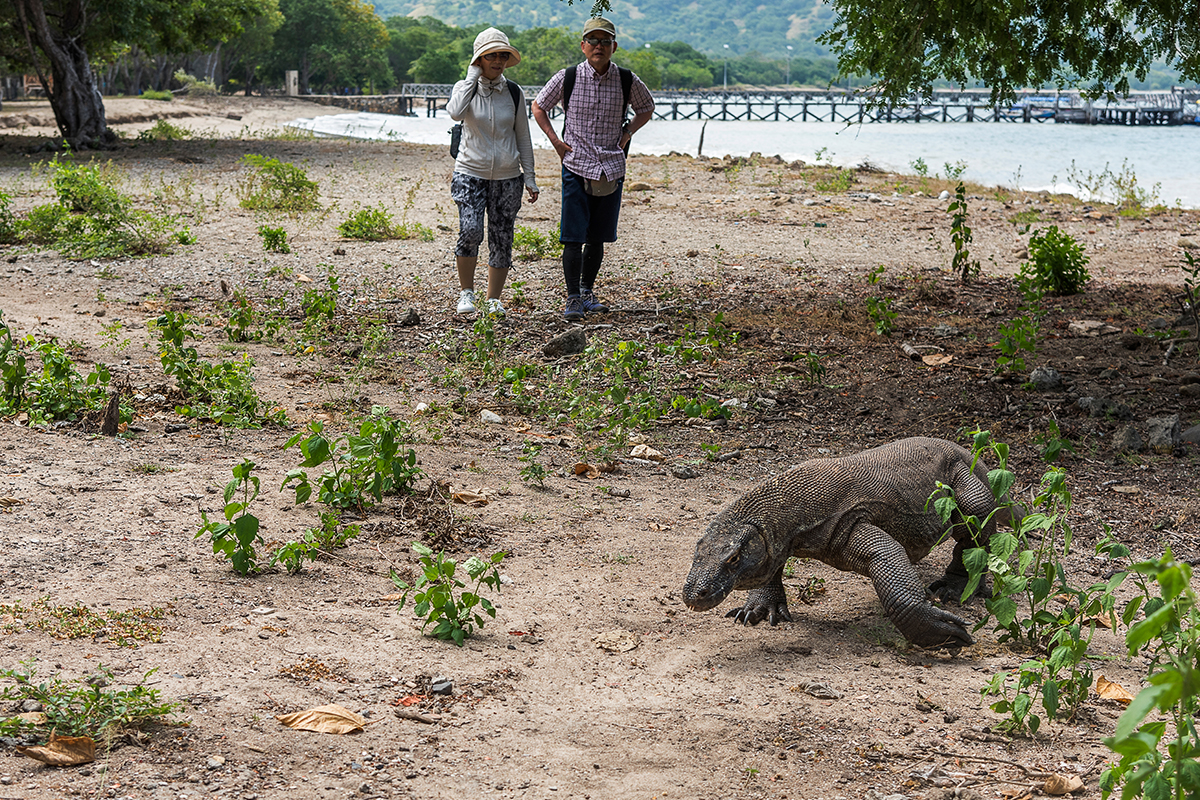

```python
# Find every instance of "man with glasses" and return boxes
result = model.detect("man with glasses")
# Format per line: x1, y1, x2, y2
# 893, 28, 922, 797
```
532, 17, 654, 321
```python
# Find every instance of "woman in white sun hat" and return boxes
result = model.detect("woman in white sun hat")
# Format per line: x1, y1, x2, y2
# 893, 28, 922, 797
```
447, 27, 539, 317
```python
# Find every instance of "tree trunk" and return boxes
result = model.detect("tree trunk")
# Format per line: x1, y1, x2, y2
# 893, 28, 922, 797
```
13, 0, 112, 148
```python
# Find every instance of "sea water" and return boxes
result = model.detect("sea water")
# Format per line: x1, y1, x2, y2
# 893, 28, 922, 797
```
287, 112, 1200, 208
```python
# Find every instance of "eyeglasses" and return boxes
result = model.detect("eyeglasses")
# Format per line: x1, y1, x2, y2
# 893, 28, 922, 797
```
482, 52, 511, 62
582, 37, 616, 47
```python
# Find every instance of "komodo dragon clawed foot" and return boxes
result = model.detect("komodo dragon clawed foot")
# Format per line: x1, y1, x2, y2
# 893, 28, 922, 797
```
725, 583, 793, 626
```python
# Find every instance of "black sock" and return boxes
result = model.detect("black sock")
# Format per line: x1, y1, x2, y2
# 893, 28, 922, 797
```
562, 242, 583, 296
581, 242, 604, 292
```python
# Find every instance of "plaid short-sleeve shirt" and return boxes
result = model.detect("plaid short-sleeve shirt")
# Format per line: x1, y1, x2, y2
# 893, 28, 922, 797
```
535, 62, 654, 181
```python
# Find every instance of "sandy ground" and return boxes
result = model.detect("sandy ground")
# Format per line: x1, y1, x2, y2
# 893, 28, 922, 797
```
0, 93, 1197, 800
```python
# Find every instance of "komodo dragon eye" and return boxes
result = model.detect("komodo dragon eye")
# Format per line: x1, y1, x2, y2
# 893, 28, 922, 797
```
724, 552, 740, 566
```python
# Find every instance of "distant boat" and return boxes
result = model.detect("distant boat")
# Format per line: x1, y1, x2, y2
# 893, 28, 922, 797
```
1000, 97, 1059, 121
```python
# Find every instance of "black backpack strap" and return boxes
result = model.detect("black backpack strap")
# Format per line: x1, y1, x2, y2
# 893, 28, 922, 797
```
562, 65, 577, 114
507, 80, 521, 112
618, 66, 632, 120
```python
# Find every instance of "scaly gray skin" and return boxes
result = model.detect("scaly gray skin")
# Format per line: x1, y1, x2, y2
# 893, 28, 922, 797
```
682, 437, 1019, 650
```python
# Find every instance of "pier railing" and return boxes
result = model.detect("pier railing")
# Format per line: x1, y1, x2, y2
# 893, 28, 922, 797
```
312, 87, 1200, 126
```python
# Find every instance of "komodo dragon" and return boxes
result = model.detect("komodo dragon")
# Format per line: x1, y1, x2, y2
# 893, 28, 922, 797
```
682, 437, 1020, 649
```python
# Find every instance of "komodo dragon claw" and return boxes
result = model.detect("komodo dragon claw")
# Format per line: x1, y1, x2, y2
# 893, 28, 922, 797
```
725, 585, 793, 626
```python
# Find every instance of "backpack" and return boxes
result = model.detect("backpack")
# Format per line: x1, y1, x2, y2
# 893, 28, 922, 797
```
562, 64, 634, 154
450, 81, 523, 159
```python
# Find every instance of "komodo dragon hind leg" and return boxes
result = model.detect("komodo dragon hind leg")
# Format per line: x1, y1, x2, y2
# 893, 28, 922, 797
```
847, 522, 974, 649
726, 567, 792, 626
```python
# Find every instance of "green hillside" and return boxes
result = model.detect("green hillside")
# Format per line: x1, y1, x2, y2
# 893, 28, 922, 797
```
369, 0, 835, 59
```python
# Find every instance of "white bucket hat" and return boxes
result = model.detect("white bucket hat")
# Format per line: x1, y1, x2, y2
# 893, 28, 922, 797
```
472, 28, 521, 66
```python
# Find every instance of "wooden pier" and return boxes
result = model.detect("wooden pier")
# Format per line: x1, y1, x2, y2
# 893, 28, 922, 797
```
318, 87, 1200, 126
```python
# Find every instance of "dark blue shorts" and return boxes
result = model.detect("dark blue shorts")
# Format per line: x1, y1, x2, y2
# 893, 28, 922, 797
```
559, 167, 623, 244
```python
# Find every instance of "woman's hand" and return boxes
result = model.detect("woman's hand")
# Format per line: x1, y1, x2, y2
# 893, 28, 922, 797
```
526, 188, 539, 204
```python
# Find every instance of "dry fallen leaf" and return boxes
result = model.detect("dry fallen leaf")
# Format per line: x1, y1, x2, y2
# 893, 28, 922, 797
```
295, 273, 312, 283
451, 488, 493, 507
15, 729, 96, 766
595, 630, 639, 653
276, 704, 366, 735
629, 444, 665, 461
922, 354, 954, 366
377, 593, 404, 602
1096, 675, 1135, 704
15, 711, 48, 725
1043, 773, 1085, 795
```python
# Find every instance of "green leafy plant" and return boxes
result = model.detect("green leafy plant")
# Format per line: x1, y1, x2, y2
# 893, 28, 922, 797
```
222, 290, 261, 343
800, 350, 826, 386
0, 189, 20, 244
865, 296, 897, 336
173, 69, 217, 96
152, 310, 284, 426
942, 160, 968, 181
271, 510, 361, 574
338, 205, 398, 240
257, 224, 290, 253
1036, 419, 1076, 463
137, 119, 190, 141
1018, 225, 1090, 298
23, 154, 194, 258
909, 157, 929, 177
0, 310, 29, 414
196, 458, 264, 575
514, 225, 564, 260
282, 407, 423, 512
1178, 250, 1199, 340
0, 660, 179, 744
238, 154, 320, 212
949, 182, 981, 284
1100, 550, 1200, 800
933, 431, 1126, 736
518, 441, 548, 487
992, 314, 1039, 375
140, 89, 173, 101
391, 543, 507, 646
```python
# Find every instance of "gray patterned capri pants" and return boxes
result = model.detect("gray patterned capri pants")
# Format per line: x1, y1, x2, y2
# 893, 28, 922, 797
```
450, 172, 524, 271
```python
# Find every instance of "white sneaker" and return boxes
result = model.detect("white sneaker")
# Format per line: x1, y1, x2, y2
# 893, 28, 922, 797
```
485, 298, 506, 317
456, 289, 476, 314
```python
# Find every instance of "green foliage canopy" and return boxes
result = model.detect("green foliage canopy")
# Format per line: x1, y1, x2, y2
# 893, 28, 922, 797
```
815, 0, 1200, 103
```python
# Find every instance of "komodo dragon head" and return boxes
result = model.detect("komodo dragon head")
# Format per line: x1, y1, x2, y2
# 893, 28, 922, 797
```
682, 517, 776, 611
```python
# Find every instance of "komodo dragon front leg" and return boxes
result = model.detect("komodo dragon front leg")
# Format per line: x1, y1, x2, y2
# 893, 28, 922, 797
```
844, 522, 974, 649
726, 568, 792, 627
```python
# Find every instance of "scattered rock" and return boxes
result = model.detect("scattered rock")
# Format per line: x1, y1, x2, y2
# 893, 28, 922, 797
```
1146, 414, 1181, 453
1027, 366, 1063, 391
480, 409, 503, 424
1112, 425, 1144, 454
396, 308, 420, 327
937, 190, 950, 200
1183, 424, 1200, 445
627, 182, 652, 191
543, 328, 586, 358
1181, 384, 1200, 398
1076, 396, 1132, 420
206, 756, 226, 769
671, 464, 700, 479
429, 678, 453, 695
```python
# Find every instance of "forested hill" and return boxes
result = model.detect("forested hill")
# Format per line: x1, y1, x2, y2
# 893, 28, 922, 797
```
370, 0, 835, 58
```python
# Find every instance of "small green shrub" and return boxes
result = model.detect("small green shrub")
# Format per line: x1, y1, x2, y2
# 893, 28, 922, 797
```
0, 190, 20, 244
238, 154, 320, 212
338, 205, 397, 240
196, 458, 263, 575
271, 511, 361, 574
0, 660, 179, 744
1100, 550, 1200, 800
0, 315, 110, 423
173, 69, 217, 96
138, 119, 191, 141
518, 441, 547, 486
257, 224, 290, 253
140, 89, 173, 101
514, 225, 564, 260
949, 182, 980, 284
153, 310, 285, 426
992, 314, 1039, 374
392, 543, 507, 646
395, 221, 435, 241
1018, 225, 1090, 297
282, 407, 423, 512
